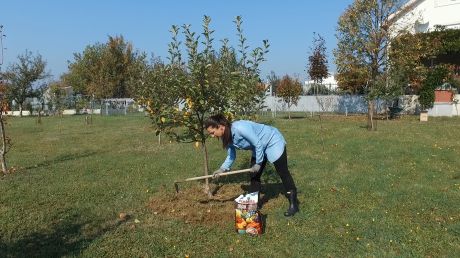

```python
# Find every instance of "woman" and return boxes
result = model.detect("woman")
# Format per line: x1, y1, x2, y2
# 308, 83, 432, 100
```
204, 114, 299, 217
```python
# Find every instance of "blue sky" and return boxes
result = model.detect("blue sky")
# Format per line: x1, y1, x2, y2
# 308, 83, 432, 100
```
0, 0, 353, 82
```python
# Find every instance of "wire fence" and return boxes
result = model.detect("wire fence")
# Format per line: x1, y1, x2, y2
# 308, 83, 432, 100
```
10, 96, 145, 116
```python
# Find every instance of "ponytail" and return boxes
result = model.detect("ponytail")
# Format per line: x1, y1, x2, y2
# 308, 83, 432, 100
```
204, 114, 233, 149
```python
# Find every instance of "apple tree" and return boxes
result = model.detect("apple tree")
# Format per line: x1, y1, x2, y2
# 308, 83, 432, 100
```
135, 16, 269, 193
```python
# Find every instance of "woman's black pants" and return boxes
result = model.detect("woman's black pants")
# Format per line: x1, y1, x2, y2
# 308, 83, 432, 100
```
249, 147, 297, 193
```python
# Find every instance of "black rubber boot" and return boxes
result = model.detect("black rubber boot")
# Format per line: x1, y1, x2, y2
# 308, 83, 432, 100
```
284, 190, 299, 217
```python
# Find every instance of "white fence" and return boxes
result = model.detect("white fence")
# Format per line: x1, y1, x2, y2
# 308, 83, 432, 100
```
6, 95, 460, 117
6, 109, 101, 117
263, 94, 460, 117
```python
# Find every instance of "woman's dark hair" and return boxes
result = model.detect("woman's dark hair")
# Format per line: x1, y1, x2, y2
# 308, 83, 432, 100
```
204, 114, 232, 149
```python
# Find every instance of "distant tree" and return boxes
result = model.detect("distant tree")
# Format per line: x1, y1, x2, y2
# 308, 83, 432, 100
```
334, 0, 406, 130
389, 29, 446, 94
65, 35, 145, 98
3, 50, 49, 117
33, 83, 48, 124
374, 70, 405, 119
267, 71, 280, 96
277, 75, 302, 119
63, 44, 102, 95
307, 33, 328, 84
134, 16, 269, 194
48, 80, 67, 116
334, 63, 369, 94
306, 83, 331, 95
387, 27, 460, 119
389, 33, 427, 93
126, 52, 150, 101
419, 65, 450, 111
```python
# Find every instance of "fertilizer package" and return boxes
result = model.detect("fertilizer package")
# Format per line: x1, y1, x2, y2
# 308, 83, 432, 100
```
234, 192, 262, 235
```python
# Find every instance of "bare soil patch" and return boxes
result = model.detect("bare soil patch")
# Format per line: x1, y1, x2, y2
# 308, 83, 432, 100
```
149, 183, 244, 228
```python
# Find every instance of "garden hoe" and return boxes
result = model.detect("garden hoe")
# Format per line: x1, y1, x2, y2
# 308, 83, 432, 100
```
174, 168, 251, 193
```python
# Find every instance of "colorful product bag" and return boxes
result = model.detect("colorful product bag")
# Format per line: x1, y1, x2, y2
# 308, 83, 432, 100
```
234, 192, 262, 235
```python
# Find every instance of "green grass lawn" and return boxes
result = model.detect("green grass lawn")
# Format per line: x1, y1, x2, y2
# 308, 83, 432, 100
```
1, 114, 459, 257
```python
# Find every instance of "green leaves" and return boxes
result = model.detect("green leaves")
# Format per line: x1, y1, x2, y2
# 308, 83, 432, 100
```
4, 50, 49, 114
277, 75, 303, 108
419, 65, 450, 110
308, 33, 329, 84
134, 16, 269, 147
334, 0, 404, 94
65, 35, 145, 99
389, 28, 460, 95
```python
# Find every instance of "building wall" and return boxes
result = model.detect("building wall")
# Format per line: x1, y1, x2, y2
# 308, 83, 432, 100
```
393, 0, 460, 33
304, 75, 338, 93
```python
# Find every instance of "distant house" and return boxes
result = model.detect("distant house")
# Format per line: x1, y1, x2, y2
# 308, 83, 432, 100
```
389, 0, 460, 117
27, 85, 74, 111
304, 75, 338, 94
390, 0, 460, 33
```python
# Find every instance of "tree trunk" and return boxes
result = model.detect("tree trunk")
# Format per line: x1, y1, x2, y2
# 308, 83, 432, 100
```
90, 101, 94, 125
0, 113, 8, 174
385, 102, 389, 120
19, 105, 23, 117
318, 114, 325, 153
202, 141, 211, 197
37, 110, 42, 124
367, 99, 376, 131
288, 103, 291, 119
59, 115, 62, 133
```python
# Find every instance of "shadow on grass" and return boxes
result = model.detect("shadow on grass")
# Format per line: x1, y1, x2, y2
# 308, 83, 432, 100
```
211, 163, 285, 208
0, 213, 124, 257
280, 116, 306, 120
241, 182, 285, 208
25, 151, 100, 170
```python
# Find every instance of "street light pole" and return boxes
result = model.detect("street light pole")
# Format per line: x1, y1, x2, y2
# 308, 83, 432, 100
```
0, 25, 5, 67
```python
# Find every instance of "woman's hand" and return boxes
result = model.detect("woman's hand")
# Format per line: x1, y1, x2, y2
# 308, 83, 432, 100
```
250, 164, 261, 174
212, 168, 225, 179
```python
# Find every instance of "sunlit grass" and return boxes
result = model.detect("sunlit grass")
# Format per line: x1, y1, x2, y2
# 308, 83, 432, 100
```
1, 114, 459, 257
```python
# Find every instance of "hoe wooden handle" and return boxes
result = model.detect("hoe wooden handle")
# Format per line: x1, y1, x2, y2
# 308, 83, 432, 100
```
183, 168, 251, 182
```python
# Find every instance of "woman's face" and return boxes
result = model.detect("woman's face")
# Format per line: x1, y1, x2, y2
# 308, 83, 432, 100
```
206, 125, 225, 138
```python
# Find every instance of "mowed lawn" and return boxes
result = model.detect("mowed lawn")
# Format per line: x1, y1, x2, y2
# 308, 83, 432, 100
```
1, 114, 459, 257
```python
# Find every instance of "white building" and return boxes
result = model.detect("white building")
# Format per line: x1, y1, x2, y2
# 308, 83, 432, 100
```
390, 0, 460, 33
304, 75, 338, 94
389, 0, 460, 117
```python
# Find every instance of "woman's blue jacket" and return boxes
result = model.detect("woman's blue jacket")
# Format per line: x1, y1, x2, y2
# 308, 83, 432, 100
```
220, 120, 286, 170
